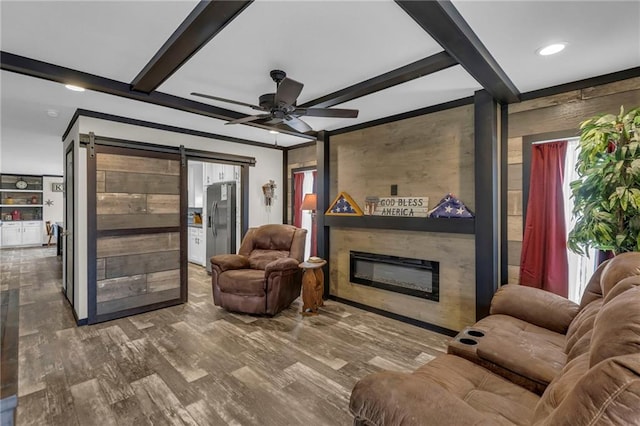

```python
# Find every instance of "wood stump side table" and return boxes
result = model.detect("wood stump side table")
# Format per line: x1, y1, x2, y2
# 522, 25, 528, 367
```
299, 259, 327, 316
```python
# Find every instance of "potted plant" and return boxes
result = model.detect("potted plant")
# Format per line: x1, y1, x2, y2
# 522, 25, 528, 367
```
568, 106, 640, 255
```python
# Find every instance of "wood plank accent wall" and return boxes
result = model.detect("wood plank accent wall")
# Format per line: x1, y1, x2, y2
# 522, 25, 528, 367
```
329, 105, 476, 331
507, 77, 640, 283
94, 150, 182, 318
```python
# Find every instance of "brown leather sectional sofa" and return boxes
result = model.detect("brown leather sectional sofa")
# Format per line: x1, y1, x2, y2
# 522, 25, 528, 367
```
350, 252, 640, 425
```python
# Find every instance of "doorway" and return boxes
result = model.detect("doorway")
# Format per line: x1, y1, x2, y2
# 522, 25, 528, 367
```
187, 159, 242, 273
292, 167, 316, 258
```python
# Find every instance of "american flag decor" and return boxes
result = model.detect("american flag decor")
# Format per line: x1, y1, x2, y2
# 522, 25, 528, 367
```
325, 192, 364, 216
428, 193, 474, 218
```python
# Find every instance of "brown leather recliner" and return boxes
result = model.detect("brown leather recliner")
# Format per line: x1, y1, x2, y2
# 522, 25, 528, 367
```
210, 224, 307, 315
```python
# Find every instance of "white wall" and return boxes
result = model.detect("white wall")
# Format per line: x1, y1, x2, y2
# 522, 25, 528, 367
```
78, 116, 284, 227
0, 129, 64, 175
42, 176, 64, 244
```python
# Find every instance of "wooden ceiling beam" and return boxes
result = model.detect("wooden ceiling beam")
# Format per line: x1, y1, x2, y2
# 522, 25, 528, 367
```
131, 0, 253, 93
299, 51, 457, 109
395, 0, 520, 103
1, 51, 316, 140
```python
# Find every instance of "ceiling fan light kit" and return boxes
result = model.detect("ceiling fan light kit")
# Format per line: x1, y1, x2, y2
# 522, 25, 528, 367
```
192, 70, 359, 133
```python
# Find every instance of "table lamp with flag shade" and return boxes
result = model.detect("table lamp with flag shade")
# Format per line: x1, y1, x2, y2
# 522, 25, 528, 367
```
301, 193, 317, 217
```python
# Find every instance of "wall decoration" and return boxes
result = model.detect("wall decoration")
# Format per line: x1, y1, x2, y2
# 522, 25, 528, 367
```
325, 192, 364, 216
428, 193, 474, 218
262, 180, 277, 206
364, 196, 429, 217
51, 182, 64, 192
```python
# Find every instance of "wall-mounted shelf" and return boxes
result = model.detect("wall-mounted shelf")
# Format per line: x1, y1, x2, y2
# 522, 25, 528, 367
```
323, 215, 475, 234
0, 204, 43, 208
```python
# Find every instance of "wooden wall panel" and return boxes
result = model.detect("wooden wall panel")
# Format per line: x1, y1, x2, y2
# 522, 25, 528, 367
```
507, 77, 639, 281
147, 195, 180, 214
97, 213, 179, 230
97, 153, 180, 175
97, 275, 147, 303
330, 228, 476, 331
104, 171, 179, 195
97, 194, 146, 215
97, 288, 180, 315
104, 251, 180, 279
97, 233, 180, 258
147, 270, 181, 292
328, 105, 475, 331
330, 105, 475, 211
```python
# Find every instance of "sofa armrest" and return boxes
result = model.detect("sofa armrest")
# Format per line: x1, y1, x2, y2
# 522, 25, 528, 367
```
490, 284, 579, 334
210, 254, 250, 272
264, 257, 299, 275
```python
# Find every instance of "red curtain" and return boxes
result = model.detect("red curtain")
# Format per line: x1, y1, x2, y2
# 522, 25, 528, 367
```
293, 172, 305, 228
519, 141, 569, 297
311, 171, 317, 256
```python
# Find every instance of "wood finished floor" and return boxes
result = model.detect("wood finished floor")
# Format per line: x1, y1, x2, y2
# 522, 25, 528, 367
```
5, 247, 449, 426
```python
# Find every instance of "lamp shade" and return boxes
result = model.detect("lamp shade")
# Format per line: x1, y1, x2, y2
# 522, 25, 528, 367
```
301, 193, 317, 211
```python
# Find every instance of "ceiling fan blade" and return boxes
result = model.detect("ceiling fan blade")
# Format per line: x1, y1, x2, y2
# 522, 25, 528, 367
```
226, 114, 270, 125
275, 77, 303, 106
191, 92, 265, 111
284, 116, 313, 133
293, 108, 359, 118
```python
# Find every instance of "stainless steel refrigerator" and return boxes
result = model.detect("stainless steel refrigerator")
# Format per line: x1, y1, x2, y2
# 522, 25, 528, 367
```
206, 181, 237, 273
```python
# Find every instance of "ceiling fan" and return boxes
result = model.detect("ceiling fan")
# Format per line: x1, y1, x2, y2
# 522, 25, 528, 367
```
191, 70, 358, 133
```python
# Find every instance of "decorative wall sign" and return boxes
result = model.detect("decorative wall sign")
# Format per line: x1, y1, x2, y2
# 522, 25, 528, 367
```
52, 182, 64, 192
325, 192, 364, 216
364, 196, 429, 217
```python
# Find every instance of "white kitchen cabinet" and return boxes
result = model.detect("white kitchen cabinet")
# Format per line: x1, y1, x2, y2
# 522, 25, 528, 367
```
22, 221, 43, 245
0, 221, 42, 247
1, 222, 22, 246
188, 227, 205, 265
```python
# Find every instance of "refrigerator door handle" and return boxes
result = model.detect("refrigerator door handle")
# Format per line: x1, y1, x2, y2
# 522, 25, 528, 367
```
212, 201, 218, 237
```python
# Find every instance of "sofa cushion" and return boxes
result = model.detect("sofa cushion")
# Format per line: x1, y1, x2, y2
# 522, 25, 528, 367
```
599, 252, 640, 298
252, 224, 296, 251
350, 354, 539, 426
248, 249, 289, 270
218, 269, 265, 296
590, 286, 640, 367
578, 259, 609, 309
413, 355, 539, 425
564, 299, 602, 355
534, 354, 640, 425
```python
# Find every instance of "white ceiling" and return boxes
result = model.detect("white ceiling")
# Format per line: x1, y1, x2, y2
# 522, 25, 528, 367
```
1, 0, 639, 155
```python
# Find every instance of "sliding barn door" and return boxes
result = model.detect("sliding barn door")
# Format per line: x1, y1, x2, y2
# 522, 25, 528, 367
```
88, 143, 186, 323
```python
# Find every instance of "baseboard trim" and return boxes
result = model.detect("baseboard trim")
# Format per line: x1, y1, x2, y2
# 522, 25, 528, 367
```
329, 295, 458, 337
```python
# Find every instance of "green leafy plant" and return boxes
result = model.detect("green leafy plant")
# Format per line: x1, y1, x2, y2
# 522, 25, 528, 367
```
568, 106, 640, 255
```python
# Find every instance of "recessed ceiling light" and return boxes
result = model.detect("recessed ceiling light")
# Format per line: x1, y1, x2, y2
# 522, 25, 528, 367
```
65, 84, 85, 92
537, 43, 567, 56
269, 130, 280, 134
46, 109, 59, 118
